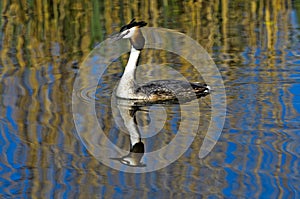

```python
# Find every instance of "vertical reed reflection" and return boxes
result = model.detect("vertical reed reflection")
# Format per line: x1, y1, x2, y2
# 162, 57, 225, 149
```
0, 0, 299, 198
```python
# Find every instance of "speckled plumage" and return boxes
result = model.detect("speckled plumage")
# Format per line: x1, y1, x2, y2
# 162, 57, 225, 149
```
135, 80, 210, 103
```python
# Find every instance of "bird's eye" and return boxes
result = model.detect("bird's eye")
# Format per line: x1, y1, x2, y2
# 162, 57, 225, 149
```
121, 30, 130, 37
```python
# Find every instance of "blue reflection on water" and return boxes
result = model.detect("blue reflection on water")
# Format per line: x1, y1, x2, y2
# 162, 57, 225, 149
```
0, 3, 300, 199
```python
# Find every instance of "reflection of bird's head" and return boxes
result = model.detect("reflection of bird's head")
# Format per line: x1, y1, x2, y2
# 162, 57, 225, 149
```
130, 141, 144, 153
110, 140, 145, 167
120, 141, 145, 167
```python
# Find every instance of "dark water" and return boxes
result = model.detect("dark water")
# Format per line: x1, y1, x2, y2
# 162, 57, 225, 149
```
1, 0, 300, 198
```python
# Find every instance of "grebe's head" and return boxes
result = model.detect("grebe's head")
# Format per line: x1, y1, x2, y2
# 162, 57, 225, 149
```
119, 19, 147, 38
117, 19, 147, 50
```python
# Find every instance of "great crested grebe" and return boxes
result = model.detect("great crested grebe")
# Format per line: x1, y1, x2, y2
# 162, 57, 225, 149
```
115, 19, 210, 103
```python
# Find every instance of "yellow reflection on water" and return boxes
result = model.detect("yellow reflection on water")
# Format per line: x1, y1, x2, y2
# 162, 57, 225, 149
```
0, 0, 297, 197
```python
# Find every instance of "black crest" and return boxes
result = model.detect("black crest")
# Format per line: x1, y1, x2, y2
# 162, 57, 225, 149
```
120, 18, 147, 32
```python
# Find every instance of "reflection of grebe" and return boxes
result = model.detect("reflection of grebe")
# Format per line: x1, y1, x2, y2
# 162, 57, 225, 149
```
111, 105, 146, 167
115, 19, 210, 103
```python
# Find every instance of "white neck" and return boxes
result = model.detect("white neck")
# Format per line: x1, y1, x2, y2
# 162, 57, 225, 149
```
116, 46, 140, 99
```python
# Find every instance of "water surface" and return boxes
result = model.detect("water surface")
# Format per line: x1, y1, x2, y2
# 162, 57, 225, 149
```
0, 0, 300, 198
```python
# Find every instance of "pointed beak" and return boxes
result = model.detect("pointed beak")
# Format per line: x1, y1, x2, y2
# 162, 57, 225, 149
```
110, 30, 130, 41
